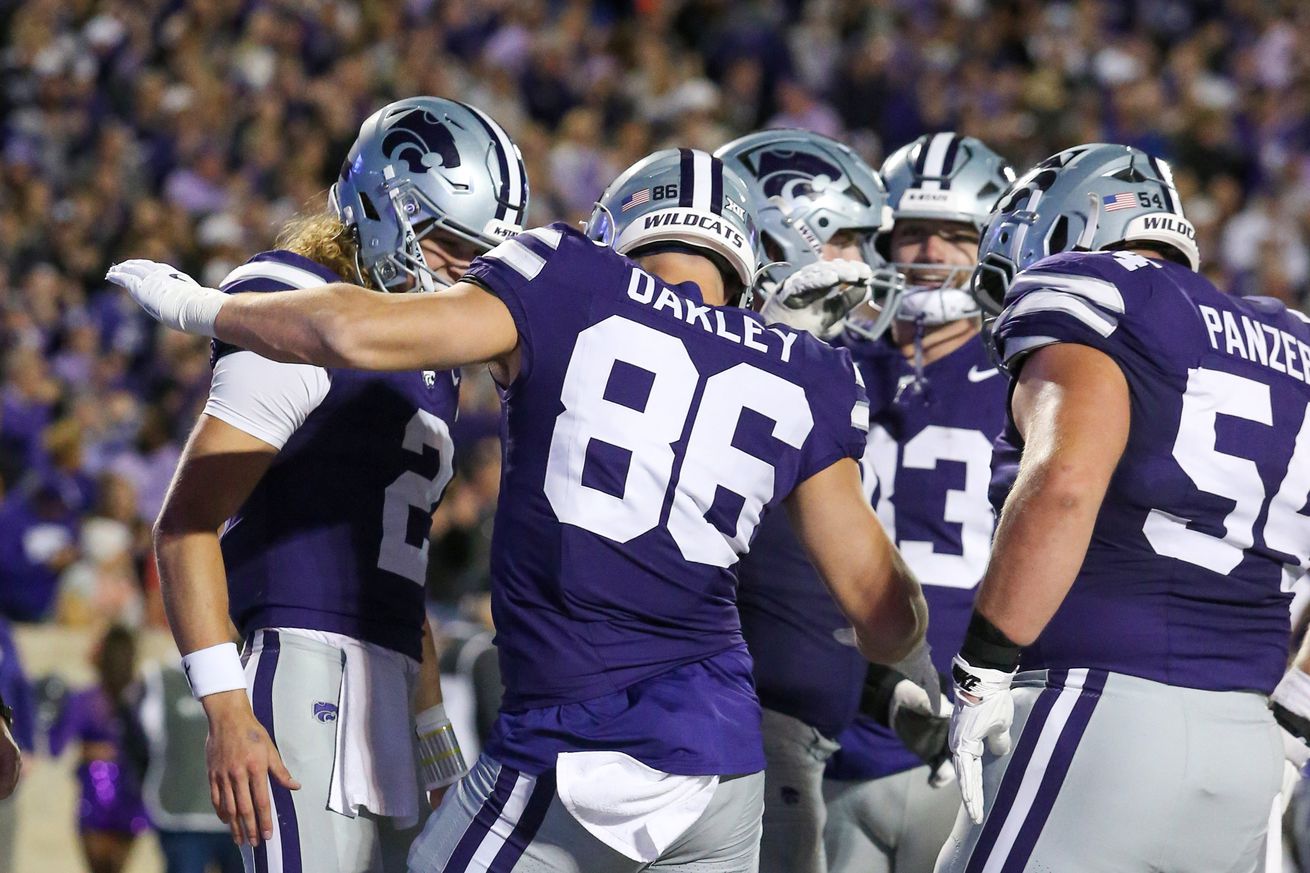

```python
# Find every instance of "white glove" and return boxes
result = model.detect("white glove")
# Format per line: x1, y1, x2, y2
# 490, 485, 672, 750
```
949, 654, 1017, 825
760, 259, 872, 339
106, 259, 227, 337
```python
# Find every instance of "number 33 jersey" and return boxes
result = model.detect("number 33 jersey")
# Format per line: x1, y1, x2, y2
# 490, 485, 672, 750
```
210, 251, 458, 662
990, 250, 1310, 694
464, 224, 868, 723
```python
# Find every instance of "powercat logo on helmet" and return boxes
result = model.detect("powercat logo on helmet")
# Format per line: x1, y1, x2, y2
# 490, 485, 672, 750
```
382, 108, 461, 175
750, 148, 846, 201
642, 212, 745, 249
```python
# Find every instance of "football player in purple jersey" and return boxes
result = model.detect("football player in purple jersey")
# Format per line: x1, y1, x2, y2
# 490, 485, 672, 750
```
818, 134, 1014, 873
109, 146, 931, 873
145, 97, 528, 873
939, 143, 1298, 872
715, 129, 910, 873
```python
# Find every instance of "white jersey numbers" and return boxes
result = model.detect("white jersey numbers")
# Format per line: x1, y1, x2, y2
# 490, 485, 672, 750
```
545, 315, 815, 568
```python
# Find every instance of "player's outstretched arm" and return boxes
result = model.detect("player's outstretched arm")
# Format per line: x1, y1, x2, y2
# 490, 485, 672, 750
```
950, 341, 1129, 824
786, 458, 928, 665
107, 260, 520, 373
154, 415, 301, 847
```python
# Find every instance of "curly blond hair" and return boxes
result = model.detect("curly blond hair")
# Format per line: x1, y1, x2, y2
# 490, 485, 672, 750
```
274, 209, 376, 289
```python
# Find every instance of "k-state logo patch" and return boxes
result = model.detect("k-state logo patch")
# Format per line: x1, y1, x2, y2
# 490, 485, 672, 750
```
313, 701, 339, 723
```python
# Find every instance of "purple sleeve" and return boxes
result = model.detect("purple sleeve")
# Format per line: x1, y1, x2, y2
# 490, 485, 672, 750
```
462, 223, 579, 385
794, 338, 870, 482
990, 251, 1154, 374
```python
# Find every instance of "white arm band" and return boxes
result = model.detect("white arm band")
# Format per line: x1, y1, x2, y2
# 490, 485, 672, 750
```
181, 642, 248, 699
415, 703, 468, 790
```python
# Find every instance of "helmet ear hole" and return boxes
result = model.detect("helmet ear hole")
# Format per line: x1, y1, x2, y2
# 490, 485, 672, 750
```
358, 192, 381, 222
1047, 216, 1069, 254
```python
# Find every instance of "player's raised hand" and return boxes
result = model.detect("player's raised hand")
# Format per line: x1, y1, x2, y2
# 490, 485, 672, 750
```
202, 690, 300, 846
948, 654, 1016, 824
106, 260, 227, 337
760, 258, 872, 339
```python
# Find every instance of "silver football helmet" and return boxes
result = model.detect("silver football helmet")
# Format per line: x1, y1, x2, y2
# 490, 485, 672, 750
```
880, 133, 1015, 325
715, 129, 901, 339
330, 96, 528, 292
586, 148, 758, 306
972, 143, 1198, 314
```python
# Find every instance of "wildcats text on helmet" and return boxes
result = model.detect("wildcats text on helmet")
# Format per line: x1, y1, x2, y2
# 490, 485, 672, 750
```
642, 212, 746, 249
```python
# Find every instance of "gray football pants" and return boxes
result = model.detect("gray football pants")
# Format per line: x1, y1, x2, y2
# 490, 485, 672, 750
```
822, 765, 959, 873
934, 668, 1283, 873
408, 753, 764, 872
758, 708, 839, 873
240, 630, 426, 873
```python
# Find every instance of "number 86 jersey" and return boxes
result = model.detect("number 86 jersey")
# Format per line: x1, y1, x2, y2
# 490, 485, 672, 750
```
464, 224, 869, 717
990, 250, 1310, 694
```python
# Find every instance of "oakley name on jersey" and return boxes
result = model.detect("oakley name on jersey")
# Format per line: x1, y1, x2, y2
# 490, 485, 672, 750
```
990, 250, 1309, 693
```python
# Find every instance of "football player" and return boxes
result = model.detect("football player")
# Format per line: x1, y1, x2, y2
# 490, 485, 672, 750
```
110, 147, 932, 873
715, 129, 907, 873
941, 144, 1294, 871
822, 134, 1014, 873
148, 97, 528, 872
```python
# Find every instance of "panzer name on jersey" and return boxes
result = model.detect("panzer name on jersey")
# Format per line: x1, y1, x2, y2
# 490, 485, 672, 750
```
989, 250, 1309, 693
212, 251, 458, 661
462, 223, 869, 775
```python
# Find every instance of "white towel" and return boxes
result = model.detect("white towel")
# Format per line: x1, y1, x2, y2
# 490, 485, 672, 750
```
275, 628, 421, 827
555, 751, 718, 862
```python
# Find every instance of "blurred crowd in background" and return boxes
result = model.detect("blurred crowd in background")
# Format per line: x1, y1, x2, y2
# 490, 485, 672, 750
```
1, 0, 1310, 862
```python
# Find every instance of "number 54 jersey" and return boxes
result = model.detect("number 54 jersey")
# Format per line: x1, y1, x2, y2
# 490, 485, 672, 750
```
463, 224, 868, 774
990, 250, 1310, 694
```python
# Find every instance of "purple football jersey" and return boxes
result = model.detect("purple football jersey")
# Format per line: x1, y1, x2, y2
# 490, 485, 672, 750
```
463, 223, 868, 775
828, 333, 1007, 781
989, 251, 1306, 694
213, 251, 458, 661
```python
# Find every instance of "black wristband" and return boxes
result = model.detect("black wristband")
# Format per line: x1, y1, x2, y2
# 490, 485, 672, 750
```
858, 664, 905, 728
959, 610, 1022, 672
1273, 700, 1310, 744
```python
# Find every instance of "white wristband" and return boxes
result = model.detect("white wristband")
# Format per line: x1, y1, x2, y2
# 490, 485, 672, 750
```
181, 642, 247, 699
415, 703, 467, 790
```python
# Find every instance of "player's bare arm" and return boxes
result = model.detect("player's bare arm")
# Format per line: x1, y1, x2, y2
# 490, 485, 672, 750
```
154, 414, 301, 846
973, 342, 1130, 644
106, 260, 521, 376
786, 457, 928, 664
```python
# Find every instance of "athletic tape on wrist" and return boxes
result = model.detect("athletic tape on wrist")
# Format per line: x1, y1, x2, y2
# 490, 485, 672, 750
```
416, 705, 467, 790
181, 642, 247, 699
958, 610, 1021, 673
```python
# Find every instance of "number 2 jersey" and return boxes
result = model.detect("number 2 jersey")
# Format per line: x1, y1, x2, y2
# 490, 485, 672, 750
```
462, 223, 869, 775
990, 251, 1306, 694
207, 251, 458, 662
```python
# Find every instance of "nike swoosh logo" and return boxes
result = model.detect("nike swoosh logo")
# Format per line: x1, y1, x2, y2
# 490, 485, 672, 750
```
967, 365, 1000, 383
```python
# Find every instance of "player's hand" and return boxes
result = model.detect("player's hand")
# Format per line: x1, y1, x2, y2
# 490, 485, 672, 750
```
106, 259, 227, 337
889, 677, 952, 779
892, 640, 941, 716
0, 719, 21, 801
203, 691, 301, 846
949, 654, 1016, 825
760, 259, 872, 339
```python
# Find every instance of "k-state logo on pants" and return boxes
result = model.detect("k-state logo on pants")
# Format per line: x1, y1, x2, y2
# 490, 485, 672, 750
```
313, 701, 339, 723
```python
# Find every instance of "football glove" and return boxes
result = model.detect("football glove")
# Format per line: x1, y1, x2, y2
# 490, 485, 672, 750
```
949, 653, 1017, 825
760, 259, 872, 339
860, 663, 952, 780
107, 260, 226, 337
